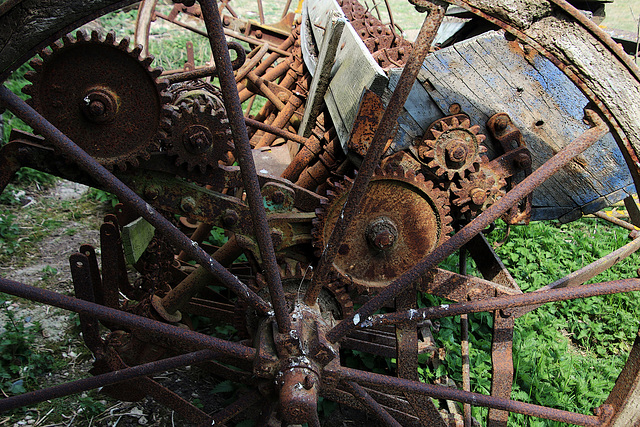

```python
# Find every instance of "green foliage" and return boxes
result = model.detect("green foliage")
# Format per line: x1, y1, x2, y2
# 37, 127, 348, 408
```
85, 188, 119, 207
0, 210, 20, 254
0, 296, 55, 396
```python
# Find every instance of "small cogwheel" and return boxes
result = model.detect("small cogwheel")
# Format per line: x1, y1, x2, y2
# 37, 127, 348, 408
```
23, 30, 173, 170
451, 170, 506, 216
167, 99, 234, 172
416, 115, 488, 180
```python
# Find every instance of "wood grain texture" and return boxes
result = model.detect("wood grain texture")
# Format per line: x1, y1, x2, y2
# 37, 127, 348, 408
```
419, 31, 634, 219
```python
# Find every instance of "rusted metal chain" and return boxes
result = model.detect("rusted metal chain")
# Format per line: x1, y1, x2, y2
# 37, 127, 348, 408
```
0, 85, 271, 316
304, 1, 448, 305
326, 110, 610, 342
199, 0, 290, 333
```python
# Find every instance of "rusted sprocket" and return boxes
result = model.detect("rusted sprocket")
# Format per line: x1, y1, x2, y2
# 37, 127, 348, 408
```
416, 114, 488, 180
313, 168, 453, 292
166, 98, 234, 172
451, 170, 506, 216
22, 30, 173, 169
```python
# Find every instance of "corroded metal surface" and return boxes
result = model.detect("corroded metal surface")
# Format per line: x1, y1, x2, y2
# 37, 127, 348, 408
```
1, 0, 640, 424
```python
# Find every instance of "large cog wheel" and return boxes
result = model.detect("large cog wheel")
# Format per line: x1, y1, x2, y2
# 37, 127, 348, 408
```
416, 115, 488, 180
313, 168, 453, 292
22, 30, 173, 169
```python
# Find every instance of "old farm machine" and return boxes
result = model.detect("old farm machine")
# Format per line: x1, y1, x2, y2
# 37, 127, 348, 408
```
1, 0, 640, 425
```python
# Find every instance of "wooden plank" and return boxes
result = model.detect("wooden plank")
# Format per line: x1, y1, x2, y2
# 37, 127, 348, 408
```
420, 31, 634, 219
304, 0, 388, 149
121, 217, 155, 265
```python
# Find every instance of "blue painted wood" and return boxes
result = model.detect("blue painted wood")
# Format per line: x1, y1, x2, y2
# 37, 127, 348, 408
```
418, 31, 633, 219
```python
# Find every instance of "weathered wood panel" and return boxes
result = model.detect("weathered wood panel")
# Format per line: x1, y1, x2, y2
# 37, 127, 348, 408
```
303, 0, 388, 149
419, 31, 634, 220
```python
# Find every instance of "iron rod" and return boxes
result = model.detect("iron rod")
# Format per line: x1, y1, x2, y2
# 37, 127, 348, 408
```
366, 279, 640, 327
0, 277, 256, 361
199, 0, 290, 334
335, 367, 609, 426
342, 381, 402, 427
327, 109, 609, 342
0, 85, 271, 316
0, 349, 218, 412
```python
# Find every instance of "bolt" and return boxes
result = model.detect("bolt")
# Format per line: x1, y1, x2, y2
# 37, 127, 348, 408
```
365, 217, 398, 251
144, 185, 161, 200
448, 103, 461, 115
88, 100, 106, 117
223, 16, 230, 26
180, 197, 196, 213
271, 191, 285, 204
184, 125, 212, 154
515, 152, 532, 169
494, 116, 509, 131
222, 209, 238, 227
446, 140, 468, 163
470, 188, 487, 205
278, 92, 288, 103
303, 375, 315, 390
255, 30, 263, 39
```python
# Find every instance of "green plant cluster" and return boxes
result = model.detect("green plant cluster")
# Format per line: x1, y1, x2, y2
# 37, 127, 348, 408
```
0, 296, 55, 396
419, 218, 640, 426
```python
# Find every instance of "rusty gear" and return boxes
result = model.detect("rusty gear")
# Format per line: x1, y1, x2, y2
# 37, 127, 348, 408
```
23, 30, 173, 169
452, 170, 507, 216
313, 168, 453, 291
235, 261, 352, 338
167, 98, 233, 172
417, 115, 488, 180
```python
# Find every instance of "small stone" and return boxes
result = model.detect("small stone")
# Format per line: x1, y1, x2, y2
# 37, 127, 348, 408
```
137, 416, 148, 425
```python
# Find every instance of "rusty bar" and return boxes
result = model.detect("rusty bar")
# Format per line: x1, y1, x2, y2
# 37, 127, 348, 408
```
281, 0, 292, 19
256, 0, 265, 24
255, 95, 304, 148
69, 253, 103, 353
245, 116, 309, 145
594, 210, 639, 232
163, 236, 243, 314
366, 279, 640, 327
513, 231, 640, 317
164, 64, 219, 83
199, 0, 290, 333
335, 367, 610, 426
305, 1, 448, 305
459, 249, 472, 427
0, 349, 217, 412
0, 85, 271, 316
342, 381, 402, 427
0, 277, 255, 361
327, 109, 609, 343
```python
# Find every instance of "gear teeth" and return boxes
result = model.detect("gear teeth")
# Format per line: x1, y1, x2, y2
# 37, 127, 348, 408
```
24, 29, 171, 169
104, 31, 116, 45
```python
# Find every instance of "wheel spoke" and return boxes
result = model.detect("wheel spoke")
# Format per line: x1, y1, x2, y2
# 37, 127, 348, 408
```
326, 110, 609, 343
0, 349, 217, 412
0, 277, 256, 362
199, 0, 290, 333
333, 366, 612, 426
342, 381, 402, 427
364, 279, 640, 327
